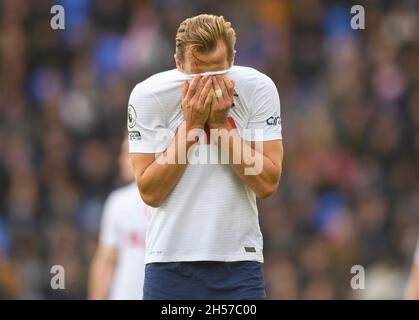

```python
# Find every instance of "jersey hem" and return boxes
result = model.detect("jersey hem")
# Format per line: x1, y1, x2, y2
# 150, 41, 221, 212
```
145, 254, 264, 264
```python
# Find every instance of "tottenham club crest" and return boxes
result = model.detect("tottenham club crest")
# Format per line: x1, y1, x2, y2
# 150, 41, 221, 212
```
128, 105, 136, 128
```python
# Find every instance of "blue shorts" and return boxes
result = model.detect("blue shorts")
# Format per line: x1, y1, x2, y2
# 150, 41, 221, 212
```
143, 261, 267, 300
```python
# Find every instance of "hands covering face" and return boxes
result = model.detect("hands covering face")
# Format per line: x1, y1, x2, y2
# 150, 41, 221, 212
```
181, 75, 235, 130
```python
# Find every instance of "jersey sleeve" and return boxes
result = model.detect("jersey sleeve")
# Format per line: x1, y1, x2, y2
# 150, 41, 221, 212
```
99, 194, 120, 248
127, 84, 170, 153
243, 74, 282, 141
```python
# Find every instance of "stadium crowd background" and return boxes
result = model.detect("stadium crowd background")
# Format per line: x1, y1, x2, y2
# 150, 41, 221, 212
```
0, 0, 418, 299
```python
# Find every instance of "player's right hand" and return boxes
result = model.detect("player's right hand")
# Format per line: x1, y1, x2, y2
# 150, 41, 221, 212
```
181, 76, 214, 131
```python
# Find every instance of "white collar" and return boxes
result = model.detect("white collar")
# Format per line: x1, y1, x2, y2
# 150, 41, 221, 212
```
177, 67, 232, 79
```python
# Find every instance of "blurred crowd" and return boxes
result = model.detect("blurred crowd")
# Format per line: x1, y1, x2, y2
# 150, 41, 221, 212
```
0, 0, 418, 299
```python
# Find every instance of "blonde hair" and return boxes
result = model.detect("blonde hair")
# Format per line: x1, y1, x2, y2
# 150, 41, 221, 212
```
175, 14, 236, 64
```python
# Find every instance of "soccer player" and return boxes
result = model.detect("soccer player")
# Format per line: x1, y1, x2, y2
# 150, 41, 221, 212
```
405, 237, 419, 299
88, 138, 149, 300
128, 14, 283, 299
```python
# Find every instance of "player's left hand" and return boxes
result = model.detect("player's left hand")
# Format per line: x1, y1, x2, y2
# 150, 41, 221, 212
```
207, 75, 235, 129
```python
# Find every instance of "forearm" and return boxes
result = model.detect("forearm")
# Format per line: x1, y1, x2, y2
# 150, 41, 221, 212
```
134, 122, 198, 207
88, 257, 115, 300
211, 123, 282, 198
405, 265, 419, 299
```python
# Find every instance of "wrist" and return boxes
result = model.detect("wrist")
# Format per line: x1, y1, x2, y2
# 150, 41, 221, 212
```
208, 119, 231, 130
182, 121, 204, 148
185, 121, 204, 132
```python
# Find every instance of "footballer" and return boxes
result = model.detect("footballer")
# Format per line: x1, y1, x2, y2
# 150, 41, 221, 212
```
128, 14, 283, 299
88, 138, 149, 299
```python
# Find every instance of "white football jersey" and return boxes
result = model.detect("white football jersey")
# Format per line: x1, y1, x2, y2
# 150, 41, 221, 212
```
128, 65, 282, 264
99, 182, 149, 300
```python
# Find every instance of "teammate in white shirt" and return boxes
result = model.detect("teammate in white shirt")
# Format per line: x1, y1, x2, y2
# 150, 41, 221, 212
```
405, 236, 419, 299
88, 138, 149, 300
129, 14, 283, 299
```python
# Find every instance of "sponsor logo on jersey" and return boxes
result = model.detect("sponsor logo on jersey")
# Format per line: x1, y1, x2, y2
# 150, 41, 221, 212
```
128, 131, 142, 140
128, 230, 145, 247
266, 113, 280, 126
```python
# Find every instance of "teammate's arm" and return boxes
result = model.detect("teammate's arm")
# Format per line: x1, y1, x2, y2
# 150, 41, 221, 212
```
405, 264, 419, 299
405, 246, 419, 299
131, 76, 214, 207
88, 245, 117, 300
209, 76, 283, 198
